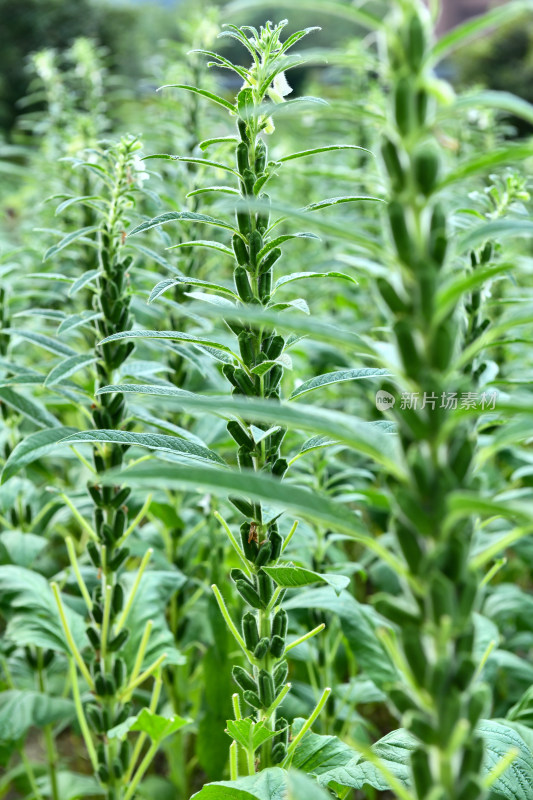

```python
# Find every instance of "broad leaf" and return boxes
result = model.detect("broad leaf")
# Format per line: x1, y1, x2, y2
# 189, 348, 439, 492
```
108, 708, 189, 742
0, 691, 75, 743
262, 566, 350, 595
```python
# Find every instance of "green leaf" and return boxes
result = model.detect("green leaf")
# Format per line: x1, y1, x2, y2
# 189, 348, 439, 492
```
0, 565, 87, 653
0, 531, 47, 567
439, 145, 533, 189
98, 330, 240, 361
286, 772, 332, 800
158, 84, 235, 112
0, 388, 60, 429
7, 329, 77, 358
2, 426, 78, 483
273, 271, 356, 293
149, 276, 238, 304
45, 354, 96, 386
257, 233, 320, 262
226, 719, 283, 752
0, 691, 75, 743
278, 145, 371, 162
262, 566, 349, 595
304, 195, 382, 211
144, 155, 240, 179
431, 1, 533, 63
108, 708, 190, 743
43, 225, 98, 261
290, 726, 354, 777
458, 219, 533, 253
321, 720, 533, 800
285, 588, 397, 688
97, 384, 196, 400
225, 0, 383, 29
55, 195, 101, 215
68, 268, 100, 296
57, 311, 102, 335
166, 240, 234, 257
290, 368, 390, 400
447, 90, 533, 129
58, 429, 225, 465
102, 462, 402, 572
128, 211, 237, 238
190, 767, 287, 800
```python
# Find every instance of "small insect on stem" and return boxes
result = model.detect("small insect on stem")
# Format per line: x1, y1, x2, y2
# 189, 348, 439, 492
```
248, 522, 259, 545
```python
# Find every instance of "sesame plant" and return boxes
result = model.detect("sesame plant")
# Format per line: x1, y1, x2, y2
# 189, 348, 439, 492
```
2, 1, 533, 800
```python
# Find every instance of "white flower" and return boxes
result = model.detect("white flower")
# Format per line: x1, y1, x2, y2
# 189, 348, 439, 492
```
131, 153, 149, 188
267, 71, 293, 105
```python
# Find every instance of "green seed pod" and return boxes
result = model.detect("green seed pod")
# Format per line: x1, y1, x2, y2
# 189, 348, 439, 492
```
258, 569, 274, 606
269, 531, 283, 562
112, 509, 126, 542
237, 118, 248, 142
87, 540, 101, 568
240, 523, 259, 561
411, 746, 433, 798
249, 230, 263, 268
234, 266, 254, 303
97, 764, 110, 784
92, 604, 104, 625
233, 368, 256, 396
263, 334, 284, 360
232, 234, 249, 266
449, 436, 474, 482
269, 635, 285, 659
413, 143, 440, 196
237, 210, 252, 236
109, 547, 130, 571
255, 140, 267, 174
406, 13, 426, 71
481, 241, 493, 264
43, 649, 54, 668
104, 675, 116, 695
408, 711, 437, 744
110, 486, 131, 509
256, 193, 270, 231
429, 202, 448, 266
430, 572, 455, 623
108, 628, 130, 652
227, 420, 255, 450
88, 484, 103, 506
97, 742, 107, 766
268, 427, 286, 452
388, 685, 417, 715
258, 669, 275, 707
380, 137, 405, 193
430, 322, 455, 370
273, 660, 289, 688
242, 168, 255, 196
255, 541, 272, 567
374, 596, 419, 627
394, 76, 415, 136
388, 201, 413, 265
271, 742, 286, 764
243, 690, 262, 709
259, 247, 281, 275
111, 583, 124, 615
237, 331, 255, 365
253, 637, 270, 659
238, 446, 254, 471
272, 608, 288, 639
416, 87, 429, 127
457, 776, 484, 800
237, 142, 249, 175
231, 568, 252, 585
258, 270, 272, 302
87, 625, 101, 649
271, 458, 288, 478
460, 736, 484, 782
236, 579, 263, 609
394, 319, 421, 375
86, 705, 103, 732
231, 496, 255, 517
112, 758, 124, 779
267, 364, 283, 393
376, 277, 409, 313
456, 656, 476, 690
232, 665, 257, 693
94, 674, 107, 697
113, 657, 126, 688
395, 522, 423, 573
402, 627, 428, 686
119, 739, 131, 770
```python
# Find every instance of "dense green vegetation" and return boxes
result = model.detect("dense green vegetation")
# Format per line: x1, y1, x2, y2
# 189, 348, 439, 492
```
2, 1, 533, 799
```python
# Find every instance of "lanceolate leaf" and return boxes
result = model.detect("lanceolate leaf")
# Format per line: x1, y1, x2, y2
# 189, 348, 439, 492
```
304, 195, 383, 212
273, 271, 357, 293
2, 426, 78, 483
45, 354, 96, 386
43, 225, 98, 261
128, 211, 238, 238
257, 233, 320, 262
157, 84, 235, 112
102, 462, 403, 571
58, 430, 225, 465
166, 240, 234, 257
278, 145, 372, 162
98, 330, 241, 362
0, 388, 60, 429
262, 566, 350, 594
290, 368, 391, 400
149, 276, 238, 304
458, 219, 533, 253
